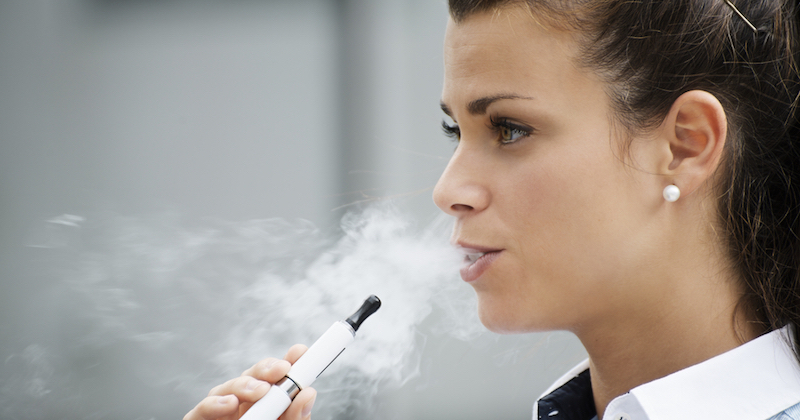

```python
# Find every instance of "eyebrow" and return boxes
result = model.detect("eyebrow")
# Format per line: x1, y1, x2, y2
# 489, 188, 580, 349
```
440, 94, 535, 117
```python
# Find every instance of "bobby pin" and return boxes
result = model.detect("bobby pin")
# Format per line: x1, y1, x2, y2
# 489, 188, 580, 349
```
722, 0, 758, 33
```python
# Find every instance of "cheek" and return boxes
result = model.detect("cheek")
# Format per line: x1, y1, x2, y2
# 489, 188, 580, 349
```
502, 139, 637, 292
507, 142, 620, 241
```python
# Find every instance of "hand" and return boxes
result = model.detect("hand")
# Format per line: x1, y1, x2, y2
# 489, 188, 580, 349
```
184, 344, 317, 420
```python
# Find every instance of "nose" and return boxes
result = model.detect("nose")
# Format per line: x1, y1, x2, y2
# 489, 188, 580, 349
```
433, 147, 491, 216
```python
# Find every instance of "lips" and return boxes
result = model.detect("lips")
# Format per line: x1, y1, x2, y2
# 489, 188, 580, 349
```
457, 244, 503, 282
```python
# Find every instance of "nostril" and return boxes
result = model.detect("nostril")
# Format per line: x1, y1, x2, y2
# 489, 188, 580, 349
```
451, 203, 474, 212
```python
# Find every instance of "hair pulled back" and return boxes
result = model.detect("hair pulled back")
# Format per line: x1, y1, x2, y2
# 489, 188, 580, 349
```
449, 0, 800, 358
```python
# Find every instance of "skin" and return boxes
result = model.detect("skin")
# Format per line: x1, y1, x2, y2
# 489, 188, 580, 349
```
184, 344, 316, 420
434, 7, 760, 418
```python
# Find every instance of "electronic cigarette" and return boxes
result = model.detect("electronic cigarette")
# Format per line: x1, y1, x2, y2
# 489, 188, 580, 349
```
239, 295, 382, 420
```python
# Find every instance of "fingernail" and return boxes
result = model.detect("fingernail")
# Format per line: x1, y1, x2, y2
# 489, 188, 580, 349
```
301, 395, 316, 418
218, 395, 234, 405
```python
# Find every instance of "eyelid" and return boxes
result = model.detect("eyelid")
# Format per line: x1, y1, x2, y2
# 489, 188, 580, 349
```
489, 116, 532, 132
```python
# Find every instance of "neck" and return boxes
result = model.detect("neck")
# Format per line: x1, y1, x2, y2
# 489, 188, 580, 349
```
576, 267, 760, 419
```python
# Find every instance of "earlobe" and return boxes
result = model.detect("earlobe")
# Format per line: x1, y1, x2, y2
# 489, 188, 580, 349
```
662, 90, 727, 194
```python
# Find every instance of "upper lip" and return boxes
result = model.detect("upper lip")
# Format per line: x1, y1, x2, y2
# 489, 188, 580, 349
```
454, 241, 503, 254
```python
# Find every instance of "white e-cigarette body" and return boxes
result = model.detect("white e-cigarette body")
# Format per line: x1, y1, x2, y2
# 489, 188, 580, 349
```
239, 296, 381, 420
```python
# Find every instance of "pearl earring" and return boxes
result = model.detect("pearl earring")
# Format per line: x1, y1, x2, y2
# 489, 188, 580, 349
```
663, 185, 680, 202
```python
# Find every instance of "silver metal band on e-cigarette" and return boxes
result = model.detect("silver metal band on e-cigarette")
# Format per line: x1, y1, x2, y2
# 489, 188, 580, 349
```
274, 376, 301, 400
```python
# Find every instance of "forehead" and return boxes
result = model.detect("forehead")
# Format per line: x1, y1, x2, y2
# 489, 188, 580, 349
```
442, 8, 594, 113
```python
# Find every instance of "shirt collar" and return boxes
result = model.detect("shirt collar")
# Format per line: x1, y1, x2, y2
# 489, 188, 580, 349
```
536, 368, 595, 420
535, 326, 800, 420
534, 359, 594, 420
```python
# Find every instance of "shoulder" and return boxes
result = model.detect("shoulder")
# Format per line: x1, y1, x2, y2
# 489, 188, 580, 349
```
533, 359, 593, 420
770, 402, 800, 420
534, 327, 800, 420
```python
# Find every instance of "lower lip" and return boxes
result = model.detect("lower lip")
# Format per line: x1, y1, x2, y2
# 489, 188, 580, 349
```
460, 251, 502, 283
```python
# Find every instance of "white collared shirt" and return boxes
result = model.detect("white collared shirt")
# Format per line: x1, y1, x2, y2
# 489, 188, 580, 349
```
533, 326, 800, 420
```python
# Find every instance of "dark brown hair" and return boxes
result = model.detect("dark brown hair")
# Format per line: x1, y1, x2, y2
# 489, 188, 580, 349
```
449, 0, 800, 358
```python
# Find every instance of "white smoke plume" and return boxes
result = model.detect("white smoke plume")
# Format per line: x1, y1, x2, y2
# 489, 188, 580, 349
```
2, 204, 491, 419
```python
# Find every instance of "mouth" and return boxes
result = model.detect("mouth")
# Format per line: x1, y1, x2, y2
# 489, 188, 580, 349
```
465, 250, 488, 263
456, 243, 503, 282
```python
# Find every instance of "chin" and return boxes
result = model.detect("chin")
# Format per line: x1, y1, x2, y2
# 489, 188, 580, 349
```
474, 288, 565, 334
476, 295, 539, 334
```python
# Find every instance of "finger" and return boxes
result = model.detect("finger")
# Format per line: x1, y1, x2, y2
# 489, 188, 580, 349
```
241, 357, 281, 376
279, 387, 316, 420
242, 358, 292, 383
184, 395, 239, 420
208, 376, 271, 403
283, 344, 308, 364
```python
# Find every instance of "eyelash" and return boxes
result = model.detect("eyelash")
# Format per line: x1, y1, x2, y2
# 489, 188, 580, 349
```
489, 116, 532, 145
441, 117, 533, 145
441, 120, 460, 141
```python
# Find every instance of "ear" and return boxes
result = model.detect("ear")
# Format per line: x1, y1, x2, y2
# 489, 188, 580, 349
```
659, 90, 727, 197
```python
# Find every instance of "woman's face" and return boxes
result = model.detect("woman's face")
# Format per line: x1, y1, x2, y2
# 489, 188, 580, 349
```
435, 9, 667, 334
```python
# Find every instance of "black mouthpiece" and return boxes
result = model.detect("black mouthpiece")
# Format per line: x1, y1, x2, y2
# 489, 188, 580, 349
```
345, 295, 381, 331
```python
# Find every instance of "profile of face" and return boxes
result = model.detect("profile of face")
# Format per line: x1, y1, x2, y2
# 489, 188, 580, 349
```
434, 7, 674, 334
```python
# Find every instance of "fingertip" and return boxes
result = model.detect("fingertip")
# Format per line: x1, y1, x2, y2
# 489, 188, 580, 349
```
277, 359, 292, 371
281, 387, 316, 420
284, 344, 308, 364
245, 358, 275, 380
218, 394, 238, 406
301, 389, 317, 418
271, 360, 293, 381
259, 358, 280, 372
243, 357, 278, 377
185, 394, 239, 420
253, 359, 291, 383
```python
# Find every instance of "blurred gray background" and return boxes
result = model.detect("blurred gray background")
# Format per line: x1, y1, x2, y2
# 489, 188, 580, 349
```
0, 0, 586, 419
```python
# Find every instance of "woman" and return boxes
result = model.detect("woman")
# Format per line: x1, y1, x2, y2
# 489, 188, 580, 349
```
185, 1, 800, 419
